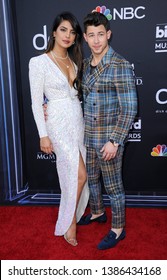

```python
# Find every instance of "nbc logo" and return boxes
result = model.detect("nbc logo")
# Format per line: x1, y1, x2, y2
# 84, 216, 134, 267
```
92, 5, 145, 21
92, 6, 112, 20
151, 144, 167, 157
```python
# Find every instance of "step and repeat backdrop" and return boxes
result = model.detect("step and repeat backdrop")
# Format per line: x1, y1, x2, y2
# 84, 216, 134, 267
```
9, 0, 166, 198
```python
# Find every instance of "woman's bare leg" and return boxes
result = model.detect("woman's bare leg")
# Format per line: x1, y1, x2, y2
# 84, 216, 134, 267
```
65, 153, 87, 245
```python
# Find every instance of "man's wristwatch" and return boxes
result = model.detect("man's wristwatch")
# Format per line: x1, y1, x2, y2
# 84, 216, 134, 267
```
109, 139, 119, 147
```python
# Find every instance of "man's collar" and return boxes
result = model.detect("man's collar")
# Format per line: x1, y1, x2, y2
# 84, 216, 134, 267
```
87, 46, 114, 66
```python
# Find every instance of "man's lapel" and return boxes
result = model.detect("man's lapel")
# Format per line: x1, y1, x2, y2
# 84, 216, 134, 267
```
83, 47, 114, 95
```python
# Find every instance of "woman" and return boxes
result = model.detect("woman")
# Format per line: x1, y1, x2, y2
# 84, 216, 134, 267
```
29, 12, 89, 246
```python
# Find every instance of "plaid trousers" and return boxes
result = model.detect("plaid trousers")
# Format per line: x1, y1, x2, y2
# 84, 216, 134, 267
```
86, 146, 125, 228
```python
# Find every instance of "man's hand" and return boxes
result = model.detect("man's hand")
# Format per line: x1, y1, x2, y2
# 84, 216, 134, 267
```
100, 141, 118, 161
40, 136, 54, 154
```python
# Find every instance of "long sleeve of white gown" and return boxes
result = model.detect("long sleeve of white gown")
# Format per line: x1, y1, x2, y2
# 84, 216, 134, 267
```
29, 56, 48, 138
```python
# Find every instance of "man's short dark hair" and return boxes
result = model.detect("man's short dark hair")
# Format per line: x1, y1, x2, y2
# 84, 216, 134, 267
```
83, 12, 110, 33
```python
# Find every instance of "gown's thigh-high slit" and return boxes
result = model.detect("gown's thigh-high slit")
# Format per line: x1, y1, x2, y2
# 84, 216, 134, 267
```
65, 152, 87, 235
76, 152, 87, 206
53, 144, 89, 236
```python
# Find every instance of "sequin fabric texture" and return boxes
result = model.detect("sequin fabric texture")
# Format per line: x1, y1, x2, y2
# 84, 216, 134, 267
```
29, 54, 89, 235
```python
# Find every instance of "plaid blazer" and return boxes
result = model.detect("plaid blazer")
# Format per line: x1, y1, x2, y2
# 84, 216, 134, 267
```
82, 46, 138, 148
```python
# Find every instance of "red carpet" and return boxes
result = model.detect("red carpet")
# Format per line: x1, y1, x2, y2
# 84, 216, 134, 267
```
0, 206, 167, 260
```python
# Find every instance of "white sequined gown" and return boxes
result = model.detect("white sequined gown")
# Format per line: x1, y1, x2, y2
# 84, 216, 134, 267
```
29, 54, 89, 236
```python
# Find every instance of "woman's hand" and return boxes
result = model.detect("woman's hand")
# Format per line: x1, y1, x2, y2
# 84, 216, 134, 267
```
40, 136, 54, 154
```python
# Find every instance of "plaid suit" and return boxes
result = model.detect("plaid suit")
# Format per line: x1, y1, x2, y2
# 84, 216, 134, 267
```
82, 47, 137, 228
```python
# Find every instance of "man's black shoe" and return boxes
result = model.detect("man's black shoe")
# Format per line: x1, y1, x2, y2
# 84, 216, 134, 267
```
77, 212, 107, 225
97, 229, 126, 250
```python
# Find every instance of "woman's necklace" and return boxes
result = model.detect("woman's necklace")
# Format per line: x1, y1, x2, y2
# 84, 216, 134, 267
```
51, 51, 70, 68
50, 51, 76, 90
52, 50, 68, 60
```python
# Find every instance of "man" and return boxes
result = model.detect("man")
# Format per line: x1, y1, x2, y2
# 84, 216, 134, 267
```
78, 12, 138, 250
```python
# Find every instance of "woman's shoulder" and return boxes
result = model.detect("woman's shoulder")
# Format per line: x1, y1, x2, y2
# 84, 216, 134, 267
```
29, 53, 47, 66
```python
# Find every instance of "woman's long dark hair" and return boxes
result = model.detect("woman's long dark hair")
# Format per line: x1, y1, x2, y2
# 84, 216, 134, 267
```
46, 12, 83, 98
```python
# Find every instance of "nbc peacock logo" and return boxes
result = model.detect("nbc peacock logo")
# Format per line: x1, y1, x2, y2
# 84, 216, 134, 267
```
92, 5, 145, 21
92, 6, 112, 20
151, 144, 167, 157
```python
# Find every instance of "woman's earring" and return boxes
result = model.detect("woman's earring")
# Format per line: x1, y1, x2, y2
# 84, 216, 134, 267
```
73, 41, 75, 45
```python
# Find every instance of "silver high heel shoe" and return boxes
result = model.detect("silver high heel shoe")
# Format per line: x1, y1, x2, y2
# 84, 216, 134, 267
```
64, 233, 78, 246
